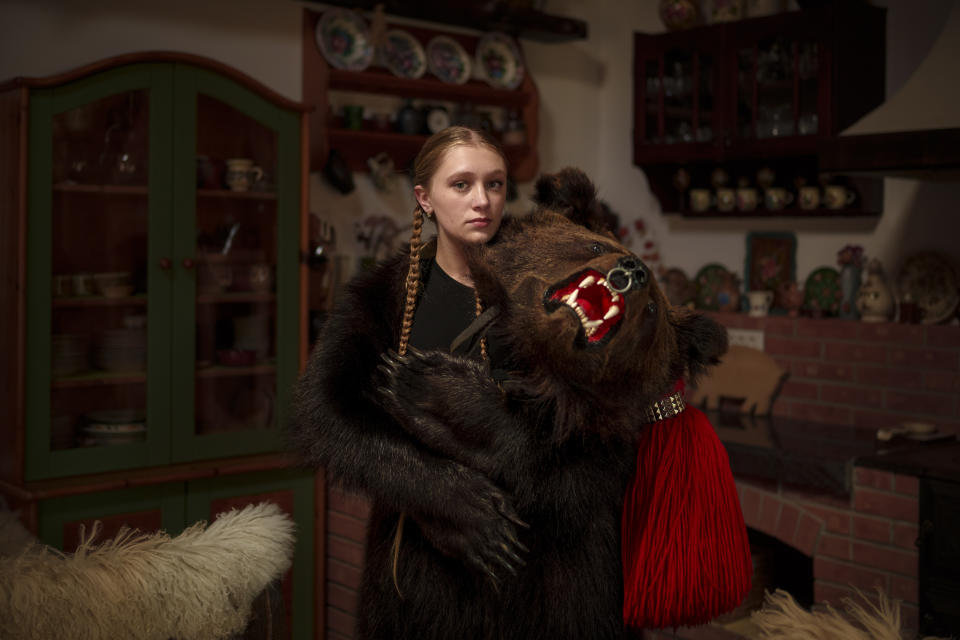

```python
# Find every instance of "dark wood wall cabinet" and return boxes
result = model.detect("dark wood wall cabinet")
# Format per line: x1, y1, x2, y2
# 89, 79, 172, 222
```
633, 4, 886, 218
303, 8, 540, 181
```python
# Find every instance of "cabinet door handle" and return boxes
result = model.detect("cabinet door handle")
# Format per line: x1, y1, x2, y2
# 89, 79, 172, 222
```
182, 258, 195, 269
159, 258, 172, 270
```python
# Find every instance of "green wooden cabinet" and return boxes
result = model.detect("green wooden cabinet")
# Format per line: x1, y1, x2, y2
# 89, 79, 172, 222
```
13, 58, 304, 481
1, 52, 318, 638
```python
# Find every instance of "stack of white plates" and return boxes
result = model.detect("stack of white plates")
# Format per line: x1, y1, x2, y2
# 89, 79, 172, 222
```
94, 328, 146, 372
82, 409, 146, 446
51, 334, 88, 377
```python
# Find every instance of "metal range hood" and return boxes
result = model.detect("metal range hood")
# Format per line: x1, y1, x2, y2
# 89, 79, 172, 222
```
819, 3, 960, 176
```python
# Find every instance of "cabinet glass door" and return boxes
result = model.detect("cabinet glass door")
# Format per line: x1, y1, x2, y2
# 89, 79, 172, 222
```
170, 66, 300, 461
736, 36, 820, 141
26, 65, 173, 480
636, 37, 720, 160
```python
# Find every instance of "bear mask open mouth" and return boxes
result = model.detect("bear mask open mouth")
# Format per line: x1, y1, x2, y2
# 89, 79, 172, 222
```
543, 269, 623, 344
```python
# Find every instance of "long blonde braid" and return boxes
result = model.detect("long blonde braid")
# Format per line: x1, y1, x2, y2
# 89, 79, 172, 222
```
389, 126, 506, 597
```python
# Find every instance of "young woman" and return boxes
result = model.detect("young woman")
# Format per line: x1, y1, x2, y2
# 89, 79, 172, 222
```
289, 126, 525, 639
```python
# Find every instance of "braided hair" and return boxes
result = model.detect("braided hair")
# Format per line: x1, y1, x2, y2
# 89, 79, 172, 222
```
391, 126, 506, 593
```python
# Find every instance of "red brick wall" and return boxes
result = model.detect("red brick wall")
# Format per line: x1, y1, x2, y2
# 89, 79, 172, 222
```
711, 312, 960, 434
645, 470, 921, 640
325, 488, 369, 640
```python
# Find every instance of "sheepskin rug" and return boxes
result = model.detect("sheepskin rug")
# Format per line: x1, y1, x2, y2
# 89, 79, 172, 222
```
0, 502, 295, 640
752, 588, 948, 640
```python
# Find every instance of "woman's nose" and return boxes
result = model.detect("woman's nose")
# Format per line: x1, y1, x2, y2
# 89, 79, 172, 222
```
472, 184, 490, 208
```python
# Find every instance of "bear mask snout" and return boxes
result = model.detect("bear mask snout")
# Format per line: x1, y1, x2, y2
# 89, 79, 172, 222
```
543, 268, 625, 344
605, 256, 649, 294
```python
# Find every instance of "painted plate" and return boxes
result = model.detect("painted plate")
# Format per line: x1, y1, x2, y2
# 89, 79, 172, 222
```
897, 252, 959, 324
476, 31, 524, 90
694, 263, 738, 311
803, 266, 841, 316
315, 9, 374, 71
426, 36, 471, 85
379, 28, 426, 79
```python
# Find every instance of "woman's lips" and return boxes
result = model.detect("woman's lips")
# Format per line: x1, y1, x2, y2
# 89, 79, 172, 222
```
468, 218, 491, 227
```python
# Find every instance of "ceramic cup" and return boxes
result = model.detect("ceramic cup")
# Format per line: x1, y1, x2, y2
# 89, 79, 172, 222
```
689, 188, 712, 212
798, 186, 821, 210
736, 187, 758, 212
747, 290, 775, 317
715, 188, 736, 212
225, 158, 263, 192
824, 185, 856, 209
764, 187, 794, 210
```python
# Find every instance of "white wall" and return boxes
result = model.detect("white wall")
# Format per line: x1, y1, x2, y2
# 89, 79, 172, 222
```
2, 0, 957, 293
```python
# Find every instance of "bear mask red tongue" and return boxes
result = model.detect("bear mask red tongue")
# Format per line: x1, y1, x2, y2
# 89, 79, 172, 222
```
546, 268, 623, 343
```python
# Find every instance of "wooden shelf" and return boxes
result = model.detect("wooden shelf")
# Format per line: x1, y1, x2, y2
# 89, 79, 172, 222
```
196, 291, 275, 304
196, 364, 276, 379
196, 188, 276, 200
52, 371, 147, 388
328, 128, 531, 173
328, 68, 529, 109
669, 206, 879, 219
53, 294, 147, 308
53, 183, 148, 195
304, 8, 540, 180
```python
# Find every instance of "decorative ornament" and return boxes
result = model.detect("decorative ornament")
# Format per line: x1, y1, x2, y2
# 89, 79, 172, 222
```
658, 0, 701, 31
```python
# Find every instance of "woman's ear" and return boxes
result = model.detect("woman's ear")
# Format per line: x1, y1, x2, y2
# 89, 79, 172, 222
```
414, 184, 432, 214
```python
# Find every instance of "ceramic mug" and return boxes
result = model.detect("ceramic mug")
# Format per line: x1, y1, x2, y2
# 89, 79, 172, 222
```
225, 158, 263, 192
824, 185, 856, 210
689, 188, 712, 212
747, 290, 774, 317
798, 186, 820, 210
736, 187, 758, 211
764, 187, 794, 210
715, 187, 736, 212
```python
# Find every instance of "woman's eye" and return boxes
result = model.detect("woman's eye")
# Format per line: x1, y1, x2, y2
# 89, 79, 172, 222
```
487, 180, 504, 190
453, 181, 468, 190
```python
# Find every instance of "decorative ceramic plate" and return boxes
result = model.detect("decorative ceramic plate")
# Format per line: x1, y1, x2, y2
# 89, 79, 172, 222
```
379, 29, 426, 79
897, 252, 959, 324
694, 263, 737, 311
426, 36, 471, 84
803, 266, 841, 316
315, 9, 374, 71
661, 267, 696, 308
476, 32, 524, 90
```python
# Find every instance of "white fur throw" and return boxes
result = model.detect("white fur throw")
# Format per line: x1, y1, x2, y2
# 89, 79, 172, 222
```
0, 502, 296, 640
752, 588, 948, 640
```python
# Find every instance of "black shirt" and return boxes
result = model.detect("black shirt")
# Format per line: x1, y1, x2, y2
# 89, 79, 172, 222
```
409, 259, 509, 378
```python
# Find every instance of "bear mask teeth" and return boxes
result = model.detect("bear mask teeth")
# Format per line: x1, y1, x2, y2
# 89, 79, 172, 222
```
544, 268, 623, 344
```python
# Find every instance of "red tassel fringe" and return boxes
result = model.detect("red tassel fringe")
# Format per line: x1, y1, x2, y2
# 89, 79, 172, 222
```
621, 402, 752, 630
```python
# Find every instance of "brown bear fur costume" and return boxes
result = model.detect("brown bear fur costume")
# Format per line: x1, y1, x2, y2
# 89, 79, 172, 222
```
289, 168, 727, 640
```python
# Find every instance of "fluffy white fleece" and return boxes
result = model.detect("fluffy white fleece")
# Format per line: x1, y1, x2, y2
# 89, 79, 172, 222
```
0, 502, 295, 640
752, 588, 948, 640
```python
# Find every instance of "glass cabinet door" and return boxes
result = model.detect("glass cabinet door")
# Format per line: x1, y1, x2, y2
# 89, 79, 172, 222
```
26, 65, 173, 480
635, 34, 721, 160
735, 36, 820, 142
170, 66, 301, 462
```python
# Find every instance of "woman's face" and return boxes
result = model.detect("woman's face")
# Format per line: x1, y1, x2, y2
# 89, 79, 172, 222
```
414, 144, 507, 249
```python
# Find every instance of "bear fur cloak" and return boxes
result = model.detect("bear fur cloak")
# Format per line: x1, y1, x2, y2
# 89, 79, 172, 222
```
289, 168, 732, 640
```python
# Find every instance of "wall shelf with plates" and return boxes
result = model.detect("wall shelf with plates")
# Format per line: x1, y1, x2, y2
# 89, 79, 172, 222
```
303, 8, 540, 181
634, 4, 886, 218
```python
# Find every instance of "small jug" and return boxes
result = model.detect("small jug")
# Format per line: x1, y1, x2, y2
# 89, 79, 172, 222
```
747, 290, 774, 317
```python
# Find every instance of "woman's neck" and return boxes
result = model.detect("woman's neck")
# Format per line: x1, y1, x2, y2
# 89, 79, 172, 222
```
435, 238, 474, 287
